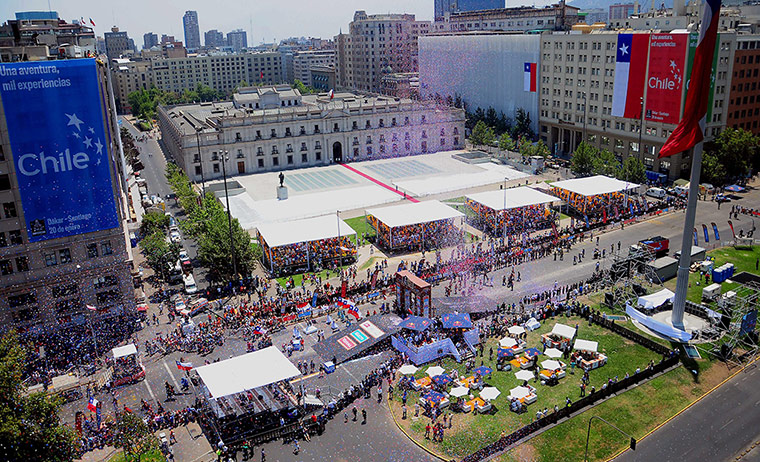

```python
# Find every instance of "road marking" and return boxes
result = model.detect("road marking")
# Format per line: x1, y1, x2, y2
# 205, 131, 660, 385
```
162, 359, 182, 390
719, 418, 734, 431
144, 379, 157, 402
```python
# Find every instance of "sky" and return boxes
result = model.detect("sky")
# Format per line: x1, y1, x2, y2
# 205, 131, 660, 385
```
1, 0, 434, 46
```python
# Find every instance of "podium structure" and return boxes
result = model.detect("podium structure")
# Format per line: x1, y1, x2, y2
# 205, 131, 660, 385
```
395, 270, 433, 318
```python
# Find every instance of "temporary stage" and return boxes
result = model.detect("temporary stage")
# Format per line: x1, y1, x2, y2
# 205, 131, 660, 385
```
366, 200, 464, 251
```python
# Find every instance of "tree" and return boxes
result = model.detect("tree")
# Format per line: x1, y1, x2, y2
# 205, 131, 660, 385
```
470, 121, 493, 147
113, 412, 158, 462
292, 79, 317, 95
571, 142, 597, 177
593, 149, 620, 177
197, 211, 256, 282
700, 150, 727, 186
139, 211, 170, 237
0, 331, 78, 461
138, 231, 179, 280
704, 127, 759, 183
619, 156, 647, 184
513, 108, 534, 140
534, 140, 550, 159
485, 107, 498, 129
498, 132, 516, 153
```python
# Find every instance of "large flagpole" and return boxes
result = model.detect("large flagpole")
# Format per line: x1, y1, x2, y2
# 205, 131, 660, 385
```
671, 142, 704, 328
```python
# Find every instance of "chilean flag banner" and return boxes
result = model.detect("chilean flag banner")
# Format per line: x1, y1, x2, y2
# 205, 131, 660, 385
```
87, 397, 99, 412
253, 325, 266, 335
612, 34, 650, 119
523, 63, 537, 92
347, 307, 360, 320
176, 360, 193, 371
659, 0, 721, 157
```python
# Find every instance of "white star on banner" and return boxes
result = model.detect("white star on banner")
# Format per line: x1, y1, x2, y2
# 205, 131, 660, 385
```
94, 138, 103, 155
66, 113, 84, 131
83, 136, 93, 148
619, 43, 629, 55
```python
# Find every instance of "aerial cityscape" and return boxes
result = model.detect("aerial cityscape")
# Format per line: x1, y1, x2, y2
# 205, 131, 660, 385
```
0, 0, 759, 461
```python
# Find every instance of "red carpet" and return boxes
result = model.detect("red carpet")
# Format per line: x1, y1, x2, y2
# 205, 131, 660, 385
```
340, 163, 419, 203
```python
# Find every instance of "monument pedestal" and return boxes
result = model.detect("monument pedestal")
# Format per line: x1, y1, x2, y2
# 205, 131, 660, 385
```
277, 185, 288, 200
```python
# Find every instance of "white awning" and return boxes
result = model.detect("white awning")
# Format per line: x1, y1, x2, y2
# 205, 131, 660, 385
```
367, 200, 464, 229
551, 175, 639, 197
637, 288, 675, 310
195, 346, 301, 399
465, 186, 558, 211
112, 343, 137, 359
551, 323, 576, 339
256, 215, 356, 248
574, 339, 598, 353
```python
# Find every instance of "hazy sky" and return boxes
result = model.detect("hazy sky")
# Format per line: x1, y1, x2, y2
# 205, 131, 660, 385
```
1, 0, 435, 45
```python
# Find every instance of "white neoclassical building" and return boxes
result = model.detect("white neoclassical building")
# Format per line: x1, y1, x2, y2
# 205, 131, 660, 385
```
158, 85, 465, 181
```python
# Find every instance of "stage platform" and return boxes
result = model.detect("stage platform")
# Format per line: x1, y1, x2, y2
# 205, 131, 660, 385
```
313, 314, 400, 364
434, 294, 498, 319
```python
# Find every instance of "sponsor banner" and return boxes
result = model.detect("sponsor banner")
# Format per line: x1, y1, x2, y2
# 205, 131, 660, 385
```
350, 329, 369, 343
360, 320, 385, 339
0, 59, 118, 242
645, 33, 689, 124
337, 336, 356, 350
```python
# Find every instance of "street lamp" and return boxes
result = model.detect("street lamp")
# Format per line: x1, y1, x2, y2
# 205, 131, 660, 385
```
582, 92, 588, 144
220, 151, 239, 283
195, 126, 206, 199
584, 416, 637, 461
638, 96, 645, 162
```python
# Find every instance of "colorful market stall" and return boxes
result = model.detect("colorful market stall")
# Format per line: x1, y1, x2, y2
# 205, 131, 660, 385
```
573, 339, 607, 370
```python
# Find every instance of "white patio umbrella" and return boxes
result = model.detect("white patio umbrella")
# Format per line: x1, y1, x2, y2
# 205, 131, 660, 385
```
515, 370, 534, 381
499, 337, 517, 348
399, 364, 418, 375
544, 348, 562, 358
480, 386, 501, 401
509, 386, 531, 399
450, 386, 469, 398
426, 366, 446, 377
541, 360, 562, 371
508, 325, 526, 335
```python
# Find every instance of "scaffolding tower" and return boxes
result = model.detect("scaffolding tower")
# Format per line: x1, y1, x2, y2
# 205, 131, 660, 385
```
710, 281, 760, 369
600, 245, 662, 311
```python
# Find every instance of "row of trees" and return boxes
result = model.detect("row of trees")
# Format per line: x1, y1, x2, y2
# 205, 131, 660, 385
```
137, 210, 180, 281
470, 121, 550, 159
127, 83, 228, 121
466, 106, 535, 141
164, 164, 258, 282
702, 128, 760, 186
570, 142, 647, 184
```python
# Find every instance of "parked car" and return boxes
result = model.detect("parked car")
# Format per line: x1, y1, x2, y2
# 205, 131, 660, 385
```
715, 193, 731, 203
646, 187, 666, 199
169, 228, 181, 244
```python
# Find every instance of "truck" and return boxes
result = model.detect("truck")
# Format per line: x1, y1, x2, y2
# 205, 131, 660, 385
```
630, 236, 669, 258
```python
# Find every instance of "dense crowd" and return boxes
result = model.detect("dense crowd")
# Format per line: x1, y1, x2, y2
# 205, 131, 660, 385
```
260, 235, 358, 274
466, 199, 556, 236
369, 216, 464, 251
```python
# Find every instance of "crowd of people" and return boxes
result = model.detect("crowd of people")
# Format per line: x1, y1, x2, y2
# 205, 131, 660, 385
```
259, 234, 358, 276
369, 215, 464, 251
466, 199, 556, 237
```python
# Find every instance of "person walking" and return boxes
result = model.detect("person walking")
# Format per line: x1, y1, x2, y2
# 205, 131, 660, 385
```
361, 408, 367, 424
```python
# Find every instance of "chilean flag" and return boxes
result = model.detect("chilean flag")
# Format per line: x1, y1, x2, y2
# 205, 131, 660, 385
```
659, 0, 721, 157
253, 325, 266, 335
611, 34, 650, 119
176, 360, 193, 371
347, 307, 360, 320
89, 18, 96, 27
87, 397, 99, 412
523, 62, 537, 92
329, 89, 335, 99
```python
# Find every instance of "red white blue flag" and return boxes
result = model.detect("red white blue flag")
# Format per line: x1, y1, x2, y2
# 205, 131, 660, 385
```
612, 34, 650, 119
659, 0, 722, 157
253, 325, 266, 335
175, 360, 193, 371
523, 62, 537, 92
87, 397, 99, 412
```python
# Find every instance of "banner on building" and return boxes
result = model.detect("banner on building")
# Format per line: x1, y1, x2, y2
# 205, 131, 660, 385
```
644, 33, 689, 124
612, 33, 650, 119
0, 59, 118, 242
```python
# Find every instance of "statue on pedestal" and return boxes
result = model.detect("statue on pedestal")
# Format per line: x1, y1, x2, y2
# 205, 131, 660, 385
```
279, 172, 285, 187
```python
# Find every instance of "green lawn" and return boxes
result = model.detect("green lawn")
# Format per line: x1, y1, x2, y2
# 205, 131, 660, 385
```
390, 314, 661, 459
108, 448, 164, 462
663, 245, 760, 303
276, 265, 351, 288
344, 215, 374, 246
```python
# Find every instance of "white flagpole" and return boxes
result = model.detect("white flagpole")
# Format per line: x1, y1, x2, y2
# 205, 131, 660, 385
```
671, 142, 704, 328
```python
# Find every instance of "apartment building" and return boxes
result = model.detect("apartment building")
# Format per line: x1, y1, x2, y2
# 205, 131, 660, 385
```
183, 11, 201, 50
157, 85, 465, 181
336, 11, 430, 92
727, 35, 760, 135
292, 50, 336, 86
434, 0, 506, 20
431, 3, 579, 33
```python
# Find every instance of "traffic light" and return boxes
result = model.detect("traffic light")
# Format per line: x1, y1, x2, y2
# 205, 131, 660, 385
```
630, 437, 637, 450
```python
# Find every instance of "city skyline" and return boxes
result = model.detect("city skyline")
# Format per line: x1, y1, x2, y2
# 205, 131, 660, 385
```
0, 0, 452, 46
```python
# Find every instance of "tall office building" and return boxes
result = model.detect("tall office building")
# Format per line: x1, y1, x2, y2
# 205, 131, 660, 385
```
204, 29, 225, 48
609, 3, 636, 20
143, 32, 159, 49
292, 50, 336, 86
104, 26, 132, 61
336, 11, 430, 92
183, 10, 201, 50
0, 58, 135, 338
227, 29, 248, 52
435, 0, 506, 19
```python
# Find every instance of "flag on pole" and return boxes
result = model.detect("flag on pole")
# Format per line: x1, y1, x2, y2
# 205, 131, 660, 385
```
523, 62, 537, 92
253, 325, 266, 335
712, 222, 720, 240
728, 220, 736, 238
329, 89, 335, 99
659, 0, 722, 157
693, 228, 699, 245
702, 223, 710, 243
347, 306, 360, 320
87, 397, 99, 412
260, 70, 264, 79
89, 18, 96, 27
175, 360, 193, 371
86, 304, 97, 311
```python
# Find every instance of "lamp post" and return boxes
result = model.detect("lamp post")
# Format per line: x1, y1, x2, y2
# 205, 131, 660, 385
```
220, 151, 238, 283
584, 416, 636, 462
582, 92, 588, 144
195, 126, 206, 199
638, 96, 645, 162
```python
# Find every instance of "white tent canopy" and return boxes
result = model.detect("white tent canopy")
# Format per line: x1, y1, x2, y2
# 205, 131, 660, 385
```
480, 387, 501, 401
551, 323, 576, 340
450, 386, 469, 398
508, 325, 526, 335
509, 386, 531, 399
499, 337, 518, 348
637, 288, 676, 310
195, 346, 301, 399
574, 339, 599, 353
256, 215, 355, 248
112, 344, 137, 359
367, 200, 464, 229
426, 366, 446, 377
551, 175, 639, 197
465, 187, 558, 211
544, 348, 562, 358
399, 364, 418, 375
541, 360, 562, 370
515, 370, 534, 381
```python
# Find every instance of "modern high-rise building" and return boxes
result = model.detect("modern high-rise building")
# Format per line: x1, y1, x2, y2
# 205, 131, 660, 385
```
204, 29, 225, 48
227, 29, 248, 52
104, 26, 133, 61
0, 58, 135, 339
183, 11, 201, 50
431, 3, 580, 33
143, 32, 159, 49
336, 11, 430, 92
434, 0, 506, 20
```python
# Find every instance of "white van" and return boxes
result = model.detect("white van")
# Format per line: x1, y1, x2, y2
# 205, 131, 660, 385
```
183, 273, 198, 295
646, 187, 666, 199
674, 185, 689, 197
